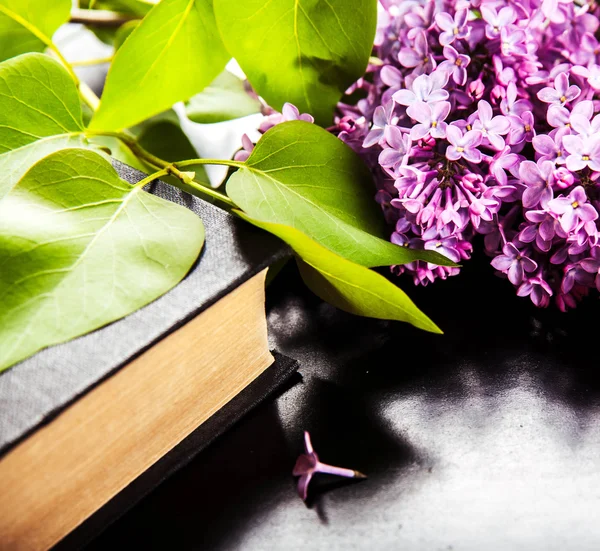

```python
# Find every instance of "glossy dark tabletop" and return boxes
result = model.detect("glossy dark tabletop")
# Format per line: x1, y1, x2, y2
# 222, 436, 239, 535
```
86, 253, 600, 551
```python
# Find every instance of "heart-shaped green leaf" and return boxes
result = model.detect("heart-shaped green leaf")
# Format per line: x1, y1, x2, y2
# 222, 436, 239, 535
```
214, 0, 377, 125
0, 148, 205, 372
0, 53, 87, 201
235, 212, 441, 334
0, 0, 71, 61
90, 0, 230, 131
185, 70, 262, 124
226, 121, 455, 268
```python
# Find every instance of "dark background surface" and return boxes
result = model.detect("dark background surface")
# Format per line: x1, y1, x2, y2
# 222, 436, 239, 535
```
85, 253, 600, 551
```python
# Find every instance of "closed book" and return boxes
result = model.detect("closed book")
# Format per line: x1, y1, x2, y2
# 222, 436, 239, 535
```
0, 162, 295, 550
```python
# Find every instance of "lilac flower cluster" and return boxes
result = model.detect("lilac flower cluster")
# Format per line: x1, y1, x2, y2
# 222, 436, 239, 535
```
331, 0, 600, 310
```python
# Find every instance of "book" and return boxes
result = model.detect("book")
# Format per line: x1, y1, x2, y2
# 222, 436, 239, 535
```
0, 162, 294, 551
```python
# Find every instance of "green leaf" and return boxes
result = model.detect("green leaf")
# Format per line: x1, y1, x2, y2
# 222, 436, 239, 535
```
235, 212, 441, 334
214, 0, 377, 125
90, 0, 230, 131
185, 70, 261, 124
0, 53, 87, 202
0, 148, 205, 372
0, 0, 71, 61
226, 121, 455, 268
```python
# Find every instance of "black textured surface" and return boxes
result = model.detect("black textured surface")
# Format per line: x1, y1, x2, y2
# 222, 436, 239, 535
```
84, 253, 600, 550
0, 162, 288, 454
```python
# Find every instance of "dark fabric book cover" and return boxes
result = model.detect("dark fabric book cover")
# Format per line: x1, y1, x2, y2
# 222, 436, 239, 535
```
0, 161, 291, 456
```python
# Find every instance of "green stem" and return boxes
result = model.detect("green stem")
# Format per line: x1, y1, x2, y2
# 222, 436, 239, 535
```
70, 8, 139, 27
0, 4, 100, 111
133, 169, 169, 189
70, 56, 113, 67
87, 131, 237, 207
176, 158, 245, 169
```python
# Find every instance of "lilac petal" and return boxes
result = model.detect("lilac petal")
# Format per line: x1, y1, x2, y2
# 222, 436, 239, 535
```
582, 259, 600, 273
560, 209, 577, 232
478, 100, 493, 122
508, 262, 524, 285
384, 125, 405, 149
532, 135, 555, 155
522, 257, 538, 272
491, 255, 513, 271
578, 203, 598, 222
519, 160, 542, 186
555, 73, 568, 95
522, 186, 543, 209
282, 103, 300, 119
297, 474, 312, 501
363, 128, 384, 148
487, 133, 505, 151
548, 197, 570, 215
454, 67, 467, 86
434, 101, 451, 121
489, 116, 510, 134
570, 114, 592, 136
517, 282, 533, 297
573, 99, 594, 119
455, 9, 468, 27
293, 454, 315, 476
435, 12, 455, 31
380, 65, 403, 87
439, 30, 454, 47
562, 272, 575, 294
372, 105, 388, 127
393, 89, 416, 106
463, 130, 483, 147
547, 105, 569, 127
410, 123, 430, 141
519, 225, 538, 243
539, 218, 555, 241
413, 74, 433, 99
562, 135, 583, 155
498, 6, 516, 25
445, 146, 461, 161
565, 85, 581, 101
406, 101, 431, 124
566, 155, 587, 172
379, 148, 402, 167
463, 147, 482, 163
399, 48, 422, 68
572, 186, 587, 203
537, 88, 559, 103
430, 122, 447, 139
428, 89, 450, 103
445, 124, 462, 146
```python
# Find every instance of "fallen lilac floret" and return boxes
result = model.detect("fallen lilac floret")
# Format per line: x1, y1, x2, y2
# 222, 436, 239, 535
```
292, 431, 366, 501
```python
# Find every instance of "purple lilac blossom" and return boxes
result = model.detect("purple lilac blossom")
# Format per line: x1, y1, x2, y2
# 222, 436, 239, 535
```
292, 431, 366, 501
326, 0, 600, 311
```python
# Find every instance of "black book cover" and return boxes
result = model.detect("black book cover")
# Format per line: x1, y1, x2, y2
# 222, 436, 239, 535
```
53, 351, 300, 551
0, 161, 291, 455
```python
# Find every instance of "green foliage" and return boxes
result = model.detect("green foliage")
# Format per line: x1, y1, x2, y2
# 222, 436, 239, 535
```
0, 54, 87, 201
235, 213, 441, 334
90, 0, 230, 131
0, 148, 205, 372
227, 122, 454, 268
185, 70, 262, 124
214, 0, 377, 125
0, 0, 71, 61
